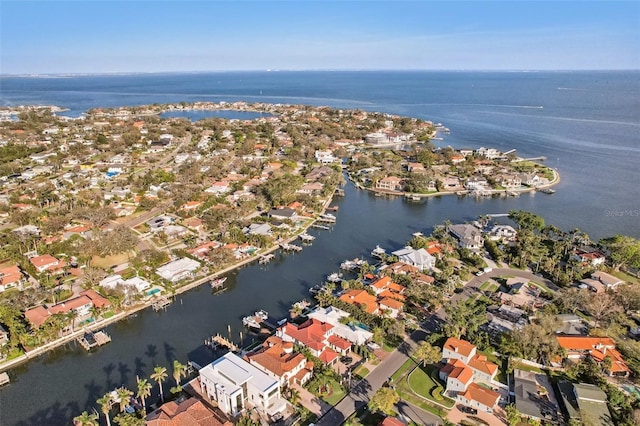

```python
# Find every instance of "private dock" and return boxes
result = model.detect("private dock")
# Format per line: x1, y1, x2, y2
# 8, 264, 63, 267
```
280, 243, 302, 252
152, 297, 172, 311
259, 254, 275, 264
77, 330, 111, 351
334, 188, 345, 196
325, 206, 339, 211
311, 223, 331, 230
299, 233, 315, 243
0, 372, 10, 386
208, 333, 238, 352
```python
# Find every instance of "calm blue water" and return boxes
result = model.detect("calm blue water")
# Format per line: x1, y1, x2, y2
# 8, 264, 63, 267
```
0, 71, 638, 425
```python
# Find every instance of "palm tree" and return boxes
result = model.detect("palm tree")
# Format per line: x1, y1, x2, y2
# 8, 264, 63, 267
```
97, 394, 113, 426
136, 377, 152, 414
172, 359, 187, 388
115, 387, 133, 413
151, 365, 168, 403
73, 410, 99, 426
288, 388, 301, 406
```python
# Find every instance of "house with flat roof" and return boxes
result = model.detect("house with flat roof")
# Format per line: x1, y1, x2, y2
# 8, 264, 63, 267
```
307, 306, 373, 345
198, 352, 287, 418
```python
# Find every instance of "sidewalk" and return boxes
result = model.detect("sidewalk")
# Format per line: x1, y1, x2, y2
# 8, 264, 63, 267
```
291, 383, 333, 417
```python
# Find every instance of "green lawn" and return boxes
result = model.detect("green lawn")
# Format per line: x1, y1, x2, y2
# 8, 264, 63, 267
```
391, 358, 417, 382
512, 361, 544, 374
479, 281, 491, 291
478, 351, 508, 384
354, 365, 370, 379
407, 365, 455, 408
396, 372, 448, 418
610, 270, 640, 285
320, 378, 346, 406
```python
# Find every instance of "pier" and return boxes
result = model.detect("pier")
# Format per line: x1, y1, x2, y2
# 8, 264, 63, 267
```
259, 253, 275, 264
317, 216, 336, 223
77, 330, 111, 351
299, 233, 316, 243
334, 188, 345, 196
311, 223, 331, 230
151, 297, 172, 311
280, 243, 302, 252
206, 333, 239, 352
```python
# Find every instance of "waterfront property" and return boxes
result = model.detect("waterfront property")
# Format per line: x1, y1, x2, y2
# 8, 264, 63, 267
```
156, 257, 201, 283
307, 306, 373, 345
146, 396, 232, 426
244, 336, 313, 387
198, 352, 287, 418
24, 290, 111, 329
277, 318, 352, 363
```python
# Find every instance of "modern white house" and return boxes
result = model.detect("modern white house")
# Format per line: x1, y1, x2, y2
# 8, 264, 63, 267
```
99, 274, 152, 293
307, 306, 373, 345
156, 258, 200, 283
198, 352, 287, 418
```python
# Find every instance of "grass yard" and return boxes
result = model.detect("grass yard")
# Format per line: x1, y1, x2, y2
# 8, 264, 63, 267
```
512, 361, 544, 374
610, 270, 640, 285
320, 378, 346, 406
91, 252, 131, 268
408, 365, 439, 399
353, 365, 370, 379
391, 358, 418, 382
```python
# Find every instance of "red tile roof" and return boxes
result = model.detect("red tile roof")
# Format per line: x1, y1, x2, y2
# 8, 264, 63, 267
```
340, 289, 378, 314
245, 336, 308, 380
468, 355, 499, 377
318, 348, 339, 364
443, 337, 476, 358
280, 319, 333, 352
0, 265, 23, 287
328, 335, 352, 350
460, 382, 500, 409
146, 397, 232, 426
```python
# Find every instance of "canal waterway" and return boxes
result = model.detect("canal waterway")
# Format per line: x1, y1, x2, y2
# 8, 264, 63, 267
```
0, 71, 638, 424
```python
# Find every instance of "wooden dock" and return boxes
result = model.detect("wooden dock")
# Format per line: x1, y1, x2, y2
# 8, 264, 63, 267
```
77, 330, 111, 351
259, 254, 275, 264
208, 333, 238, 352
311, 223, 331, 230
280, 243, 302, 252
152, 297, 172, 311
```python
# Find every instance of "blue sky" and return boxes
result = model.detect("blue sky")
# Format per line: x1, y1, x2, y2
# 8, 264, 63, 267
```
1, 1, 639, 73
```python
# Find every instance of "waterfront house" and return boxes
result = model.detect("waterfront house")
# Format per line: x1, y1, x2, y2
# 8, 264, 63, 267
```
391, 247, 435, 271
476, 147, 501, 159
376, 176, 404, 191
315, 150, 338, 164
556, 336, 630, 377
243, 223, 273, 237
297, 182, 324, 195
198, 352, 287, 418
24, 289, 111, 329
570, 248, 606, 267
487, 225, 518, 242
268, 208, 297, 222
99, 274, 151, 293
156, 257, 200, 283
378, 297, 404, 318
277, 318, 350, 362
0, 264, 28, 292
245, 336, 313, 387
466, 176, 489, 190
448, 224, 484, 250
146, 397, 232, 426
307, 306, 373, 345
339, 289, 379, 315
498, 173, 522, 189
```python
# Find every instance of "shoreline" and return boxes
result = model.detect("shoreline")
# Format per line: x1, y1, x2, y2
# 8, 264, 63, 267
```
0, 192, 337, 374
351, 163, 561, 200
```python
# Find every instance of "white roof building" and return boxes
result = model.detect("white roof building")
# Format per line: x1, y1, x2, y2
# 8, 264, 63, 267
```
307, 306, 373, 345
199, 352, 286, 418
391, 247, 436, 271
100, 274, 152, 293
156, 258, 200, 283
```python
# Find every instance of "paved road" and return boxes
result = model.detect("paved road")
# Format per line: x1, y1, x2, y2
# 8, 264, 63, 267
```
317, 266, 557, 425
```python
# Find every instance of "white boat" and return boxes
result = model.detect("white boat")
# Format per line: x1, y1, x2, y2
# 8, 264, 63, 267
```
242, 316, 260, 329
255, 310, 269, 320
210, 277, 227, 288
340, 260, 357, 271
321, 213, 337, 220
327, 272, 343, 283
299, 233, 316, 242
371, 245, 386, 259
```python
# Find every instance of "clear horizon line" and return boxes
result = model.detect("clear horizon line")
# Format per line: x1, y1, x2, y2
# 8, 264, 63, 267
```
2, 68, 639, 77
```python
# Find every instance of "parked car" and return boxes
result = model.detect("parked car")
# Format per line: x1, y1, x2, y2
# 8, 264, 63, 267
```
459, 405, 478, 415
340, 356, 353, 364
